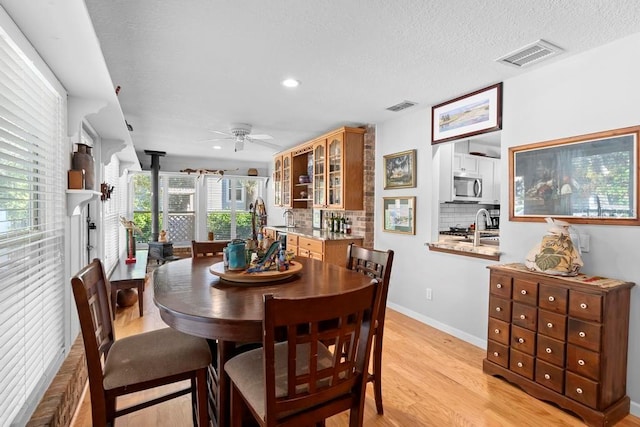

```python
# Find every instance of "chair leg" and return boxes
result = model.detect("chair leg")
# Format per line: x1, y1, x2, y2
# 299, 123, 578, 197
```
373, 335, 384, 415
196, 369, 209, 427
230, 383, 244, 427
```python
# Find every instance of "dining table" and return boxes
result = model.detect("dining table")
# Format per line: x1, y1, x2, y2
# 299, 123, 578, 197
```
152, 255, 375, 427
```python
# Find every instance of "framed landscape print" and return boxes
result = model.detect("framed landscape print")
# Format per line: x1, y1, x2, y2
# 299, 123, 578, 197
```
383, 196, 415, 234
384, 149, 416, 189
432, 83, 503, 144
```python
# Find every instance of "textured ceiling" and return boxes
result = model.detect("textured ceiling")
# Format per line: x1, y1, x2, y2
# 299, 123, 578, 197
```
21, 1, 640, 162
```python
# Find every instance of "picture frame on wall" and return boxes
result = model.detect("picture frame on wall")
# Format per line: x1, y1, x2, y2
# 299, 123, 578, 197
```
383, 196, 416, 234
383, 149, 416, 189
431, 82, 503, 144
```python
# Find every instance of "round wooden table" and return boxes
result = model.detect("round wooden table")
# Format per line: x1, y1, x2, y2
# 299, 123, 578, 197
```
152, 255, 374, 427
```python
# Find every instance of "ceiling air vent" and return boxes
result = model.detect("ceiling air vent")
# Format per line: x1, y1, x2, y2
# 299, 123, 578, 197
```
496, 39, 563, 68
386, 100, 417, 112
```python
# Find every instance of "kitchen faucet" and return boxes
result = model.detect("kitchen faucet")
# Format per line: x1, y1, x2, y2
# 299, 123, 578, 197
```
283, 209, 295, 227
473, 208, 491, 246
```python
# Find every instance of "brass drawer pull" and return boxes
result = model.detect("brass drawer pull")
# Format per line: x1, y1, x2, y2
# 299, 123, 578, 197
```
518, 337, 525, 344
578, 359, 585, 366
580, 303, 588, 309
546, 348, 552, 354
579, 331, 586, 338
544, 373, 551, 380
521, 290, 527, 295
494, 329, 500, 334
496, 283, 502, 289
547, 322, 553, 328
517, 362, 523, 368
519, 314, 526, 320
548, 296, 555, 302
496, 307, 501, 312
493, 351, 499, 357
576, 388, 583, 394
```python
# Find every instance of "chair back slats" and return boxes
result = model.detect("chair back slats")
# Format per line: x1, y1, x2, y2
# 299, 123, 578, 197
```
262, 280, 381, 422
191, 240, 230, 257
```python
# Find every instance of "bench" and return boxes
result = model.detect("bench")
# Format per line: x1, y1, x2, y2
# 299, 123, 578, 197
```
109, 249, 148, 319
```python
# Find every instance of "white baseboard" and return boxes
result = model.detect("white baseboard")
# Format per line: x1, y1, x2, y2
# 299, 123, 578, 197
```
387, 302, 639, 418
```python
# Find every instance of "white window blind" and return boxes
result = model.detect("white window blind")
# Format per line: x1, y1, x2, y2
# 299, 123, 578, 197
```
0, 28, 65, 426
103, 155, 120, 273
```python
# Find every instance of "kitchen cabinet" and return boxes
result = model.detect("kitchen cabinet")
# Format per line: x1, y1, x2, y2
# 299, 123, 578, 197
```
273, 155, 283, 206
282, 153, 292, 207
454, 153, 478, 173
477, 156, 500, 204
295, 235, 363, 267
483, 264, 634, 427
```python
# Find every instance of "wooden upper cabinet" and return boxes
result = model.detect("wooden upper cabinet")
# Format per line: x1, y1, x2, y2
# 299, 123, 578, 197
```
282, 153, 292, 207
312, 139, 327, 207
273, 155, 283, 206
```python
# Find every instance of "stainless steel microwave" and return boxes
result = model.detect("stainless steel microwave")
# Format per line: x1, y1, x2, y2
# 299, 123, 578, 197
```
453, 171, 482, 201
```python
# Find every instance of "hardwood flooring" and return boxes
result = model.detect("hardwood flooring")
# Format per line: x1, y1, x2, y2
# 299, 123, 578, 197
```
71, 281, 640, 427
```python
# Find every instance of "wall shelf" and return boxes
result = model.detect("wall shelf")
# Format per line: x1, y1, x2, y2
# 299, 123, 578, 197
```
67, 190, 101, 216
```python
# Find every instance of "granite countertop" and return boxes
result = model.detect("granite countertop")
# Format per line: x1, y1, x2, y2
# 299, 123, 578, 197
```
264, 225, 364, 241
428, 233, 501, 260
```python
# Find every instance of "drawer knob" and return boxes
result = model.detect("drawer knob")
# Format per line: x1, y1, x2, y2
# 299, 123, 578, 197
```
496, 283, 502, 289
576, 388, 583, 394
517, 362, 523, 368
579, 331, 586, 338
518, 337, 525, 344
519, 314, 526, 320
494, 328, 500, 334
496, 307, 501, 312
548, 296, 555, 302
578, 359, 585, 366
580, 303, 588, 309
544, 373, 551, 380
521, 290, 527, 295
546, 347, 552, 354
493, 351, 499, 357
547, 322, 553, 328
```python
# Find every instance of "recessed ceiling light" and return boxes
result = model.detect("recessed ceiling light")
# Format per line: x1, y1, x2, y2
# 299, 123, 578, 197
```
282, 78, 300, 88
212, 145, 222, 150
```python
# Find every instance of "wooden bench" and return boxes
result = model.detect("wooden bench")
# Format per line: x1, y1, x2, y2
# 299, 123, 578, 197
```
109, 249, 148, 319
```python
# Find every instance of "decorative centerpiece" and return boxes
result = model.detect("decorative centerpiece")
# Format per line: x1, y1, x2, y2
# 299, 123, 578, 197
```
120, 217, 142, 264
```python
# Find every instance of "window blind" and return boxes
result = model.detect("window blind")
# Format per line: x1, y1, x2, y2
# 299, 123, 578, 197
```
0, 28, 65, 426
103, 155, 120, 273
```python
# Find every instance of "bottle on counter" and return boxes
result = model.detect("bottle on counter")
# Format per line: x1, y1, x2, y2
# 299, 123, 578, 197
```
346, 217, 352, 234
340, 214, 346, 233
330, 212, 335, 232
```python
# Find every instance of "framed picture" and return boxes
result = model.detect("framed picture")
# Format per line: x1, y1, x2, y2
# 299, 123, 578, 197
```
383, 196, 416, 234
384, 149, 416, 189
432, 83, 503, 144
312, 208, 323, 229
510, 125, 640, 225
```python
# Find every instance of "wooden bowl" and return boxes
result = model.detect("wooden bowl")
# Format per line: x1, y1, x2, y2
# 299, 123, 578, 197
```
116, 289, 138, 307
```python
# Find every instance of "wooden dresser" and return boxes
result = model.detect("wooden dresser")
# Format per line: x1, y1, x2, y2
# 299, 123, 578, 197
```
483, 263, 634, 426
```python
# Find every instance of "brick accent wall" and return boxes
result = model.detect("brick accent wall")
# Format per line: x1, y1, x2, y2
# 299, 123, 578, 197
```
27, 335, 87, 427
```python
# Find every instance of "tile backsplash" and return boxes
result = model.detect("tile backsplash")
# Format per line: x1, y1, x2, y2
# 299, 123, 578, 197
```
439, 203, 500, 231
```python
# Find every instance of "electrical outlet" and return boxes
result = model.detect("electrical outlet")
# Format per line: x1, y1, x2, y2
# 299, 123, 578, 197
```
426, 288, 433, 301
579, 233, 590, 253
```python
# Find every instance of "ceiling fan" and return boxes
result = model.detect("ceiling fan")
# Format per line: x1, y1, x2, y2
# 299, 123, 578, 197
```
202, 123, 280, 152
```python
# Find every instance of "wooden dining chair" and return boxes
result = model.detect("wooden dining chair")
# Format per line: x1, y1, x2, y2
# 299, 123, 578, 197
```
346, 243, 394, 415
71, 259, 211, 427
191, 240, 230, 257
224, 279, 382, 427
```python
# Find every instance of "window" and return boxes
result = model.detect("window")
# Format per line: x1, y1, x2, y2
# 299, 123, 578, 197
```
207, 177, 265, 240
0, 27, 65, 425
103, 154, 121, 273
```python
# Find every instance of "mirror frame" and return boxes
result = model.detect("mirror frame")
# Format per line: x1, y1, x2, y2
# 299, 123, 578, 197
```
509, 125, 640, 225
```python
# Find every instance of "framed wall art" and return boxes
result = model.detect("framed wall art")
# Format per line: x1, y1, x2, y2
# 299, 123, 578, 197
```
383, 196, 415, 234
510, 125, 640, 225
384, 149, 416, 189
432, 83, 503, 144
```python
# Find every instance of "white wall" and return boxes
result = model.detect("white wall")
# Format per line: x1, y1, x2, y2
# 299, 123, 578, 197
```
376, 31, 640, 412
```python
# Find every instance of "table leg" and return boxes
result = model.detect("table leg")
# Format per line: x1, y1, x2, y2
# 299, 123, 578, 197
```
217, 340, 236, 427
137, 281, 144, 317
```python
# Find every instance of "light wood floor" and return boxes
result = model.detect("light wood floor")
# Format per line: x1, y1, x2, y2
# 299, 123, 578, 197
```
71, 282, 640, 427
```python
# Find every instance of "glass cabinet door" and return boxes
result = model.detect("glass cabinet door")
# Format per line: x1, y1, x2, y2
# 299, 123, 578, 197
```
273, 156, 282, 206
327, 134, 343, 207
282, 155, 291, 206
313, 142, 326, 206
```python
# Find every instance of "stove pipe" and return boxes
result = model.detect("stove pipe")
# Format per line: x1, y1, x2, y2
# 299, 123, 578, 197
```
144, 150, 165, 242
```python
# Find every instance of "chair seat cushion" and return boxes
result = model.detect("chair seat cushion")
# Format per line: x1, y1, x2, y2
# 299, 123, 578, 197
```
224, 342, 334, 421
103, 328, 211, 390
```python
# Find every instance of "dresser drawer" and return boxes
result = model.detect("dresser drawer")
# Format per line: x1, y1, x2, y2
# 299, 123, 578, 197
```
567, 318, 601, 353
569, 291, 602, 322
488, 317, 510, 346
489, 295, 511, 322
567, 344, 600, 381
511, 325, 536, 355
538, 283, 568, 314
565, 371, 599, 409
536, 334, 565, 367
490, 273, 512, 298
298, 236, 323, 254
512, 302, 537, 331
509, 349, 534, 380
536, 359, 564, 394
513, 278, 538, 306
537, 310, 566, 341
487, 341, 509, 368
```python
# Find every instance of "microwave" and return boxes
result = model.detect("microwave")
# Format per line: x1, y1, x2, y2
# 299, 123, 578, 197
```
453, 171, 482, 201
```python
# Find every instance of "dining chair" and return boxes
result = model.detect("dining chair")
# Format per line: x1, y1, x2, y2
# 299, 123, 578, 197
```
191, 240, 230, 257
71, 258, 211, 427
224, 279, 382, 427
345, 243, 394, 415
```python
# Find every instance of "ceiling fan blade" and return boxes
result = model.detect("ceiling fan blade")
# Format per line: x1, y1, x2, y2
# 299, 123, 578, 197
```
246, 137, 280, 150
210, 129, 232, 136
247, 134, 273, 140
196, 136, 233, 143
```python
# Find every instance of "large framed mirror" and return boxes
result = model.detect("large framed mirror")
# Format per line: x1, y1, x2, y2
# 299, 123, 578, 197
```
509, 125, 640, 225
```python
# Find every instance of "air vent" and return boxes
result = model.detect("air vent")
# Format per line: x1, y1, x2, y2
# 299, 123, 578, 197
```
496, 39, 563, 68
386, 100, 418, 112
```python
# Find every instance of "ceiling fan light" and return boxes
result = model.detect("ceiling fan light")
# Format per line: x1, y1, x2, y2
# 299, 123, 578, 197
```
235, 140, 244, 152
212, 145, 222, 150
282, 78, 300, 88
